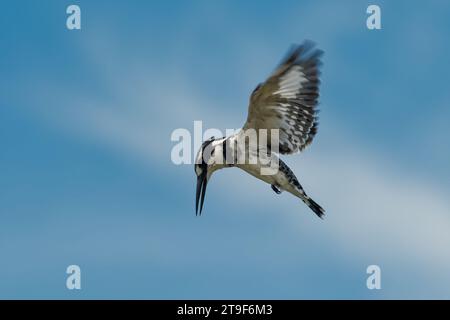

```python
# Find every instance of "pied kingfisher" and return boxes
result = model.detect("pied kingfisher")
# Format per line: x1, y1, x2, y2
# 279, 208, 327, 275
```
195, 41, 325, 218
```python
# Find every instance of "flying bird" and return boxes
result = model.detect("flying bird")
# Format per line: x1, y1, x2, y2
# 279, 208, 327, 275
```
195, 41, 325, 218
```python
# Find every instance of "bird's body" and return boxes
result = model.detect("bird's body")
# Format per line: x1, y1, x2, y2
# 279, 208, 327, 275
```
195, 41, 325, 218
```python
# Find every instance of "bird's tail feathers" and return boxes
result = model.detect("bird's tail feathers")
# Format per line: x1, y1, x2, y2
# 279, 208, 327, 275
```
302, 195, 325, 219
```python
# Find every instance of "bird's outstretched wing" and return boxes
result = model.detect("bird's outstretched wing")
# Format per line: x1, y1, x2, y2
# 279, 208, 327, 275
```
243, 41, 323, 154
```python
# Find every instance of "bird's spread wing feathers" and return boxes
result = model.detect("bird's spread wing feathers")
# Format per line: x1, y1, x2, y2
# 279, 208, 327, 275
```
243, 41, 323, 154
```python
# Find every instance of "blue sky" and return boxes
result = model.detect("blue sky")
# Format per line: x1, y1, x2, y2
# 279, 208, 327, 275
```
1, 0, 450, 299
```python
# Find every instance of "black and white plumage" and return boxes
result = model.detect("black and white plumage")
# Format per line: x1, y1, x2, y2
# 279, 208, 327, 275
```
195, 41, 325, 218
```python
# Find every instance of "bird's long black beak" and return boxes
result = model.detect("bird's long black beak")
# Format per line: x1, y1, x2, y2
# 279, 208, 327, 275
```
195, 172, 208, 216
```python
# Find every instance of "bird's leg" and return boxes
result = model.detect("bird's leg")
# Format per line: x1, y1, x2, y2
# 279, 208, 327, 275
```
271, 184, 282, 194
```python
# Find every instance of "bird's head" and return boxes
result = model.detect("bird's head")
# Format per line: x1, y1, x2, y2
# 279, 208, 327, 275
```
194, 136, 222, 215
